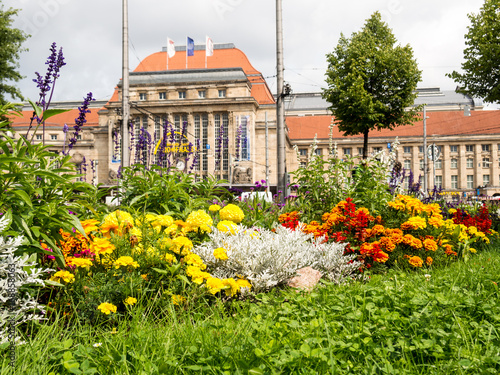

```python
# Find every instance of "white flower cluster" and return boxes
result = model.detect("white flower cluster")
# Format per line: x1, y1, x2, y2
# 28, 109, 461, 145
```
192, 224, 361, 293
0, 216, 51, 345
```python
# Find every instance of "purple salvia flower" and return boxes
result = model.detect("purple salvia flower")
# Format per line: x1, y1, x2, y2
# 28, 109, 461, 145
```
68, 92, 95, 152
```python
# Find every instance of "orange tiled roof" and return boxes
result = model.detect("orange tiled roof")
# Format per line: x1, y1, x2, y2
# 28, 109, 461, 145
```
132, 47, 275, 105
287, 110, 500, 141
9, 108, 100, 129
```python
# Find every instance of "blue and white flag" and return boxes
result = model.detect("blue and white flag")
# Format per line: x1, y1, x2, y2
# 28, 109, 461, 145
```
187, 37, 194, 56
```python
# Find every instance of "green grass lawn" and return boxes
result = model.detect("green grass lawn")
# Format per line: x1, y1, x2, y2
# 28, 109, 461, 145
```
3, 249, 500, 375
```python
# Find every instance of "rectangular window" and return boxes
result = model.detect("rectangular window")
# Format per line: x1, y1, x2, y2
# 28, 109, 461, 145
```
419, 159, 424, 170
483, 174, 490, 186
315, 148, 322, 156
419, 146, 424, 153
482, 144, 491, 152
218, 89, 226, 98
403, 146, 412, 154
404, 159, 411, 170
482, 157, 490, 167
466, 145, 474, 152
214, 113, 229, 172
36, 134, 42, 140
357, 147, 364, 155
403, 176, 410, 190
178, 91, 186, 99
198, 90, 206, 98
300, 161, 307, 168
467, 175, 474, 189
77, 134, 82, 140
343, 147, 352, 156
435, 159, 442, 169
451, 175, 458, 189
466, 158, 474, 168
451, 158, 458, 169
435, 175, 442, 189
450, 145, 458, 153
139, 92, 147, 101
372, 147, 382, 153
235, 115, 250, 160
194, 114, 209, 171
159, 92, 166, 100
299, 149, 307, 156
50, 134, 57, 140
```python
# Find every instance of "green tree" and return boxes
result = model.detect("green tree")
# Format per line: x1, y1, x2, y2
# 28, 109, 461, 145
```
0, 4, 29, 105
322, 12, 422, 159
448, 0, 500, 104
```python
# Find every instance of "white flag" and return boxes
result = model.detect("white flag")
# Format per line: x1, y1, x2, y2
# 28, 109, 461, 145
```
206, 36, 214, 57
167, 38, 176, 58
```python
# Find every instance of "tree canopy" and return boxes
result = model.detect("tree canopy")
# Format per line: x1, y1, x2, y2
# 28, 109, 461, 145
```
0, 4, 29, 105
322, 12, 422, 159
448, 0, 500, 104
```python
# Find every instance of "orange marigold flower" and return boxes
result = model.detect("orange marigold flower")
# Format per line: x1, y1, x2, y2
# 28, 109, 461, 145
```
426, 256, 433, 266
408, 256, 423, 267
423, 238, 438, 252
379, 237, 396, 252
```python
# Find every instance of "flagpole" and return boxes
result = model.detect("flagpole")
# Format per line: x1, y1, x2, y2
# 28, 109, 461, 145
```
186, 37, 188, 69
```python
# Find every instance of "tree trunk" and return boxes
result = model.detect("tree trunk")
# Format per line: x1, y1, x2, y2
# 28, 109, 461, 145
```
362, 129, 369, 159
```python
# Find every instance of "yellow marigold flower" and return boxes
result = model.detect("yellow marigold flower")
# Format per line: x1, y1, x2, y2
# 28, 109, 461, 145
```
80, 219, 100, 234
469, 247, 477, 253
401, 216, 427, 231
164, 253, 177, 264
235, 278, 252, 290
171, 294, 186, 305
97, 302, 117, 315
185, 266, 210, 284
141, 274, 148, 281
113, 256, 139, 269
133, 243, 158, 256
164, 224, 179, 237
213, 247, 229, 260
448, 208, 457, 215
157, 237, 173, 251
219, 204, 245, 224
153, 215, 174, 228
222, 278, 240, 297
209, 204, 221, 212
50, 270, 75, 284
171, 236, 193, 255
206, 277, 225, 295
101, 210, 134, 238
90, 237, 115, 255
426, 256, 433, 266
217, 220, 238, 234
124, 297, 137, 306
408, 256, 423, 267
423, 238, 438, 252
428, 216, 444, 228
128, 226, 143, 241
186, 210, 213, 233
67, 257, 93, 268
184, 253, 207, 270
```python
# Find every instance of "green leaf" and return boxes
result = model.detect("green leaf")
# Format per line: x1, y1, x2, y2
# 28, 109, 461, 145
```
63, 339, 74, 349
28, 99, 42, 119
254, 348, 264, 357
44, 279, 64, 287
41, 108, 70, 121
11, 189, 33, 208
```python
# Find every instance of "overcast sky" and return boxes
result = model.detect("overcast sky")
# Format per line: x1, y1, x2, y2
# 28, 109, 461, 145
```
3, 0, 487, 104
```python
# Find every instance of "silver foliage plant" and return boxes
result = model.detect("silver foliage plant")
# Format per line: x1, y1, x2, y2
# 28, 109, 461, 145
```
192, 224, 362, 293
0, 215, 51, 345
